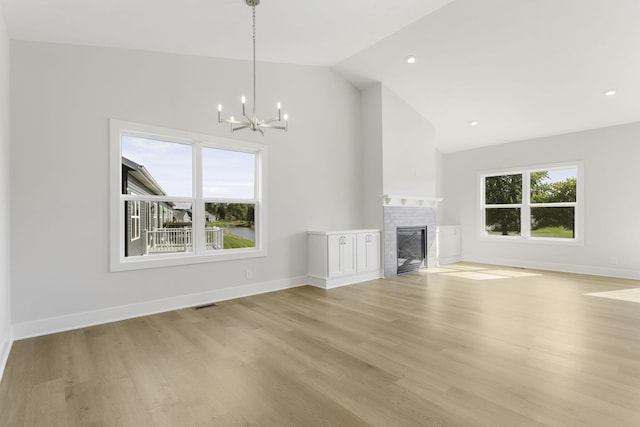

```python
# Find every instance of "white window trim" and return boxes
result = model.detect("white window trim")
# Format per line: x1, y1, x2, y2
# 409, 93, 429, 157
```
479, 161, 584, 246
110, 119, 268, 272
130, 200, 141, 241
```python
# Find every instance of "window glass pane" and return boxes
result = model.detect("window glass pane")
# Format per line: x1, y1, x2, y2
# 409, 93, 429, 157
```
485, 208, 521, 236
125, 200, 193, 257
530, 168, 577, 203
485, 174, 522, 204
531, 207, 574, 238
122, 136, 192, 197
203, 147, 255, 199
205, 202, 255, 250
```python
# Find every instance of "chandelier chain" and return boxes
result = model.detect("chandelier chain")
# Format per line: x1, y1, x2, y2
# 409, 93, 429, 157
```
252, 6, 256, 116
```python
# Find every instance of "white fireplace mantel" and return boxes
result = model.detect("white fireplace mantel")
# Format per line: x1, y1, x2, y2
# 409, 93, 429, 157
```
382, 194, 443, 208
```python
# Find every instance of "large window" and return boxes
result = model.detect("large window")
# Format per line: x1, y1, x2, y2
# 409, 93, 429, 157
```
110, 120, 266, 271
481, 163, 582, 243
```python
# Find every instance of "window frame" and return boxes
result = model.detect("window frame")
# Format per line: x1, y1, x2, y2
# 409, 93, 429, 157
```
110, 119, 267, 272
130, 200, 141, 241
479, 161, 584, 245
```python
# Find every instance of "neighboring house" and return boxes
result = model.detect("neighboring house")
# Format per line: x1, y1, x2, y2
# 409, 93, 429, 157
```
205, 212, 217, 223
122, 157, 175, 257
172, 209, 192, 224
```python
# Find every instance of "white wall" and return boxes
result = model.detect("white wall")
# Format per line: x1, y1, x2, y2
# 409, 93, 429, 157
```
0, 4, 11, 374
359, 84, 439, 229
381, 86, 437, 197
434, 149, 445, 225
443, 122, 640, 279
360, 84, 383, 229
10, 41, 363, 335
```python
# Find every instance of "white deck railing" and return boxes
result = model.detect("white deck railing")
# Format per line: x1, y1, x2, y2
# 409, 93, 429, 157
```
147, 227, 223, 253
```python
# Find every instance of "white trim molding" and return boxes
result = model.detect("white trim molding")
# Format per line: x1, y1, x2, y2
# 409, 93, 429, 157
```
12, 277, 308, 340
0, 336, 12, 383
463, 255, 640, 281
382, 194, 443, 208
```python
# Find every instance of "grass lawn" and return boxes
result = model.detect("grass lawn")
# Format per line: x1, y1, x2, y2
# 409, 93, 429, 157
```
486, 231, 521, 236
223, 232, 255, 249
531, 226, 573, 238
486, 226, 573, 238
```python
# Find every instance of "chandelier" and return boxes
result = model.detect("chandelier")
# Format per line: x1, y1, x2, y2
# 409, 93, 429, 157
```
217, 0, 288, 135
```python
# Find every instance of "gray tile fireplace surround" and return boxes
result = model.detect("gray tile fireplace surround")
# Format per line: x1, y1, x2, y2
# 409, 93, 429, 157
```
383, 206, 436, 278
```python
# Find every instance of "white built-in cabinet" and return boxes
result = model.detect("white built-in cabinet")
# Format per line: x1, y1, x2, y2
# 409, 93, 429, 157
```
308, 230, 382, 289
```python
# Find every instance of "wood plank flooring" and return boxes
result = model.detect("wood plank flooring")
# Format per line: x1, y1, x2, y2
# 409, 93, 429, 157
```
2, 262, 640, 426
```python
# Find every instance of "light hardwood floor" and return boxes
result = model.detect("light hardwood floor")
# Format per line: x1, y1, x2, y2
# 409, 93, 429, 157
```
2, 263, 640, 426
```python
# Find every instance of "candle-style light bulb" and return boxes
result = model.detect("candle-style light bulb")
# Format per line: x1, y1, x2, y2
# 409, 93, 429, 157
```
241, 96, 246, 104
217, 104, 222, 112
277, 102, 281, 110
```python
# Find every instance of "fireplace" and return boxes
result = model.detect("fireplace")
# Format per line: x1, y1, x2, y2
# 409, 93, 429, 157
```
382, 202, 437, 278
397, 226, 427, 275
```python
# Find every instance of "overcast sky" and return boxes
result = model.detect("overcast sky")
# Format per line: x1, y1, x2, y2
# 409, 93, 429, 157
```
122, 136, 255, 199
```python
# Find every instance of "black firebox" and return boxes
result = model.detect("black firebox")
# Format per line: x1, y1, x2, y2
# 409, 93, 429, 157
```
396, 226, 427, 275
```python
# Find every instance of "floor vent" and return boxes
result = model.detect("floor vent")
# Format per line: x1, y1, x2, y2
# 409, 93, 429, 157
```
193, 303, 217, 310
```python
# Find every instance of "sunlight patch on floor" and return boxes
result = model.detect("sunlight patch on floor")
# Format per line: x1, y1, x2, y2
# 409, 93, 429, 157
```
483, 269, 541, 278
585, 288, 640, 304
424, 267, 458, 273
425, 263, 542, 281
444, 271, 510, 280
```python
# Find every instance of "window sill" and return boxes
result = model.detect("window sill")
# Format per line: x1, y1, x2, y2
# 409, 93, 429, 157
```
480, 235, 583, 246
110, 247, 267, 272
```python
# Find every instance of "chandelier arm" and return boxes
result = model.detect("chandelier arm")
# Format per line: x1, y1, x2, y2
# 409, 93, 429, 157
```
260, 124, 287, 130
233, 124, 251, 132
259, 116, 281, 124
221, 117, 250, 125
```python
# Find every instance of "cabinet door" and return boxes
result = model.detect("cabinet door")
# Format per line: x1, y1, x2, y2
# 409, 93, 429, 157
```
327, 235, 343, 277
341, 234, 357, 276
367, 232, 380, 271
357, 232, 380, 272
327, 234, 356, 277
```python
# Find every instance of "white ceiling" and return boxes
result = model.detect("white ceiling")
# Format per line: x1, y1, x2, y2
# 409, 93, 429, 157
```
3, 0, 640, 153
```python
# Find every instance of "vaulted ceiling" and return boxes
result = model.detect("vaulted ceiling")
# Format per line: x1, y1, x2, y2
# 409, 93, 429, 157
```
3, 0, 640, 152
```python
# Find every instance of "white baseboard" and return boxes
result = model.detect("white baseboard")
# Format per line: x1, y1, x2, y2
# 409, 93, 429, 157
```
0, 337, 12, 384
462, 255, 640, 280
12, 276, 309, 340
307, 270, 383, 289
437, 256, 462, 266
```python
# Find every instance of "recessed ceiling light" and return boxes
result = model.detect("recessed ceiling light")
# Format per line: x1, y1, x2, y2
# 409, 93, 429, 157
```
469, 121, 479, 126
604, 89, 617, 96
406, 55, 416, 64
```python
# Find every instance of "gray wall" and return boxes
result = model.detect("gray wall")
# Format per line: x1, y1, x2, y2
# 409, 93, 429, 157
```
443, 122, 640, 278
0, 4, 11, 371
10, 41, 363, 329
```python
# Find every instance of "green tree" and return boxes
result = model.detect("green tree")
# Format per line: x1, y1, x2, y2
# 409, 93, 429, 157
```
485, 174, 522, 235
530, 176, 576, 235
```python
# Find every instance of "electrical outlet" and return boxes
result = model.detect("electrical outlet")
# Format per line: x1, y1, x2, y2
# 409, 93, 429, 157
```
245, 269, 253, 280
